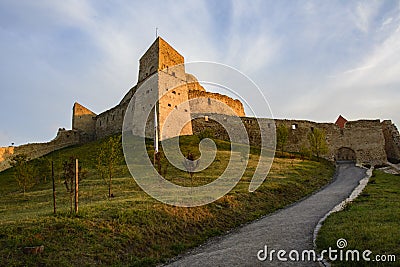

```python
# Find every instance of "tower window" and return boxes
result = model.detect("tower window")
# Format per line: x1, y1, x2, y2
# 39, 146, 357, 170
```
208, 98, 211, 105
168, 103, 171, 107
172, 71, 176, 77
172, 91, 176, 94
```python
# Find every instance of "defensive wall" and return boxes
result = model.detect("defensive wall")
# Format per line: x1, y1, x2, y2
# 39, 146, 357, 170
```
0, 128, 81, 172
191, 114, 392, 166
188, 90, 245, 117
382, 120, 400, 163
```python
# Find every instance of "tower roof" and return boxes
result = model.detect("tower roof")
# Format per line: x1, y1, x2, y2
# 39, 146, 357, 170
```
335, 115, 348, 129
138, 37, 184, 83
73, 102, 96, 116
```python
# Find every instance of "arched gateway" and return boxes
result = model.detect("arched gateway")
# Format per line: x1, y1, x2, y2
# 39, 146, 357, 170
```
336, 147, 356, 162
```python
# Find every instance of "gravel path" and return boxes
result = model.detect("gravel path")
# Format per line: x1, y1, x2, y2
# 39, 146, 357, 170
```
165, 163, 366, 267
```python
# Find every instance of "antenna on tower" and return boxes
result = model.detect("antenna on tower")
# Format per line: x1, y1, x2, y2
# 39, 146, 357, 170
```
155, 27, 158, 38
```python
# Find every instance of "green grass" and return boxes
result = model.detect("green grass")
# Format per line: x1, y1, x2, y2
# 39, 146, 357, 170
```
316, 170, 400, 266
0, 135, 335, 266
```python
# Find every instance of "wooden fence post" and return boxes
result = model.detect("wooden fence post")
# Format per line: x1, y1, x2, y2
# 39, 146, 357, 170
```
52, 161, 56, 214
74, 159, 79, 214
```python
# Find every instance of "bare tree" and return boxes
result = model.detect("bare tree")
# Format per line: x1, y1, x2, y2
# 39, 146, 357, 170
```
183, 152, 200, 186
63, 157, 75, 213
154, 151, 168, 177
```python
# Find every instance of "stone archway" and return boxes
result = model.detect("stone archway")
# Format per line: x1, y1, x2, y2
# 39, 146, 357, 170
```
336, 147, 356, 162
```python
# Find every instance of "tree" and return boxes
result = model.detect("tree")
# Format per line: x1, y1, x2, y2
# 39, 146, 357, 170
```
154, 151, 168, 177
63, 157, 84, 213
183, 152, 200, 187
63, 157, 76, 213
36, 157, 51, 183
97, 135, 122, 198
276, 124, 289, 156
299, 145, 311, 161
10, 154, 36, 196
307, 128, 328, 159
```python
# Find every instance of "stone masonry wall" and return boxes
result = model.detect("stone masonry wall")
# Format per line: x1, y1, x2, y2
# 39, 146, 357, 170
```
381, 120, 400, 163
0, 129, 81, 172
95, 102, 129, 140
192, 115, 388, 165
274, 119, 387, 165
188, 90, 245, 117
72, 102, 97, 140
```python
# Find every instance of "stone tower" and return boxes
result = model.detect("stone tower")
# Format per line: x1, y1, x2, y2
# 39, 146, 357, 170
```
72, 102, 97, 140
137, 37, 193, 140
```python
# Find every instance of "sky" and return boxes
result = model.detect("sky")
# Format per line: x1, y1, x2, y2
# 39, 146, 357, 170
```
1, 0, 400, 147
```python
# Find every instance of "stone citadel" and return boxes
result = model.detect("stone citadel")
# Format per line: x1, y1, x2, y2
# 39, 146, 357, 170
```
1, 37, 399, 171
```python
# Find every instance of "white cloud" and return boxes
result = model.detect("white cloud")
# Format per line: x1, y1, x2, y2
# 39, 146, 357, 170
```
352, 1, 380, 33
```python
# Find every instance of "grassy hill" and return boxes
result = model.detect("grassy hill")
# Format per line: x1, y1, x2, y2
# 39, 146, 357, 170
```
316, 170, 400, 266
0, 135, 335, 266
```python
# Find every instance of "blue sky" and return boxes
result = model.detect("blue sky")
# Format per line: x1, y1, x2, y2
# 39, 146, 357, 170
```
1, 0, 400, 146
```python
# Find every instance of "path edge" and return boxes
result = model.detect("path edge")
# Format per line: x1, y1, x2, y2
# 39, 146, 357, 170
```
313, 165, 374, 267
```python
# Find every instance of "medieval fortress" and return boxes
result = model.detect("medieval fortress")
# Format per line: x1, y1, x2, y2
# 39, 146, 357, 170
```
1, 37, 400, 171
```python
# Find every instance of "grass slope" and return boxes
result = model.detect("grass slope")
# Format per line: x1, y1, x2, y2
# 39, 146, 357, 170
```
0, 135, 334, 266
316, 170, 400, 266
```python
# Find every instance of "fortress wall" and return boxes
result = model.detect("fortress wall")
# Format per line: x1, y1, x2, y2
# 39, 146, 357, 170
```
95, 102, 128, 140
186, 74, 206, 92
188, 90, 245, 117
0, 129, 81, 172
193, 116, 388, 165
381, 120, 400, 163
275, 119, 387, 165
328, 120, 387, 165
191, 115, 274, 147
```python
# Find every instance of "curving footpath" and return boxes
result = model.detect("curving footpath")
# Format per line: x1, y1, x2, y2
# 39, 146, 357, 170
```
165, 163, 367, 267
